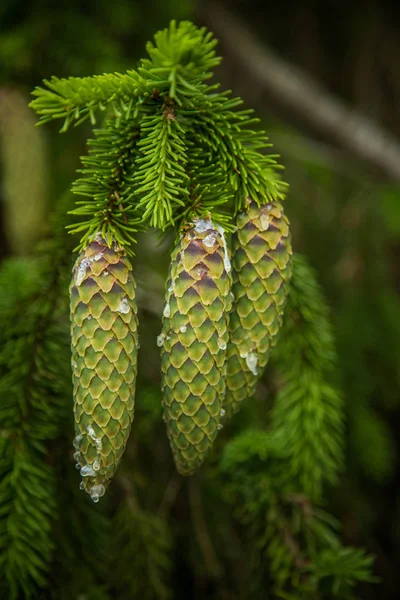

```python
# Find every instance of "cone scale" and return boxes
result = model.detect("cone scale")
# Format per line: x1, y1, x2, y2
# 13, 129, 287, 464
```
224, 199, 292, 419
70, 235, 138, 500
160, 218, 232, 475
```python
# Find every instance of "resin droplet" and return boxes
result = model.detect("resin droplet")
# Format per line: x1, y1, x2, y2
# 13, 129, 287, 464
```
246, 352, 258, 376
116, 297, 130, 314
73, 451, 81, 462
76, 258, 91, 286
87, 424, 97, 440
203, 233, 216, 248
80, 465, 95, 477
260, 213, 270, 231
194, 218, 214, 234
180, 325, 187, 333
90, 484, 105, 503
218, 337, 227, 350
217, 423, 223, 431
220, 408, 226, 417
93, 457, 101, 471
216, 225, 231, 274
79, 482, 84, 491
157, 333, 165, 347
163, 303, 170, 318
73, 434, 83, 449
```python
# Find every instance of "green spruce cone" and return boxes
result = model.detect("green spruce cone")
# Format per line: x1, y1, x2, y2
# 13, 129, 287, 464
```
160, 218, 232, 475
70, 235, 138, 500
224, 199, 292, 419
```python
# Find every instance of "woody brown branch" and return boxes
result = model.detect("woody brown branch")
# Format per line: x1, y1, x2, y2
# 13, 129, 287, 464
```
202, 3, 400, 182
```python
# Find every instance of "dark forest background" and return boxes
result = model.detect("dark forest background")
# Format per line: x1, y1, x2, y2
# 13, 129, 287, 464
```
1, 1, 400, 598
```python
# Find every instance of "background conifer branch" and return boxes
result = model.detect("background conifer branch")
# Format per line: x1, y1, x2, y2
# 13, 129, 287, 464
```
271, 254, 345, 500
0, 197, 75, 598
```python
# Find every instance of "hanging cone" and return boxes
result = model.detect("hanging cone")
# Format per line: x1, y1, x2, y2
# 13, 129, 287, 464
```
160, 218, 232, 475
70, 234, 138, 501
224, 199, 292, 419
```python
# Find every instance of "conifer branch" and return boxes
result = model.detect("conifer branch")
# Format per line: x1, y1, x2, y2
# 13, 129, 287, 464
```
30, 72, 149, 132
271, 254, 345, 500
0, 271, 68, 598
69, 116, 142, 252
187, 93, 287, 211
0, 199, 75, 598
29, 21, 222, 132
220, 429, 374, 597
127, 106, 190, 229
181, 139, 233, 226
140, 20, 221, 105
30, 20, 290, 238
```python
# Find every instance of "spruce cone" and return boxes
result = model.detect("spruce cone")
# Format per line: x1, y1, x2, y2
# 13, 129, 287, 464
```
70, 235, 138, 500
160, 218, 232, 475
224, 199, 292, 419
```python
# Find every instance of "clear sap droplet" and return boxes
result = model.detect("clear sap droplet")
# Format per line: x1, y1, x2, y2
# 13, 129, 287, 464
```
73, 451, 81, 462
90, 484, 105, 502
220, 408, 226, 417
87, 424, 97, 440
163, 303, 171, 318
246, 352, 258, 376
79, 482, 84, 491
93, 253, 103, 261
75, 463, 81, 469
217, 424, 223, 431
260, 213, 270, 231
180, 325, 187, 333
216, 225, 231, 274
116, 298, 130, 314
80, 465, 95, 477
203, 233, 216, 248
194, 218, 214, 234
218, 337, 227, 350
76, 258, 91, 286
95, 439, 103, 451
156, 334, 165, 347
73, 434, 83, 449
93, 457, 101, 471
